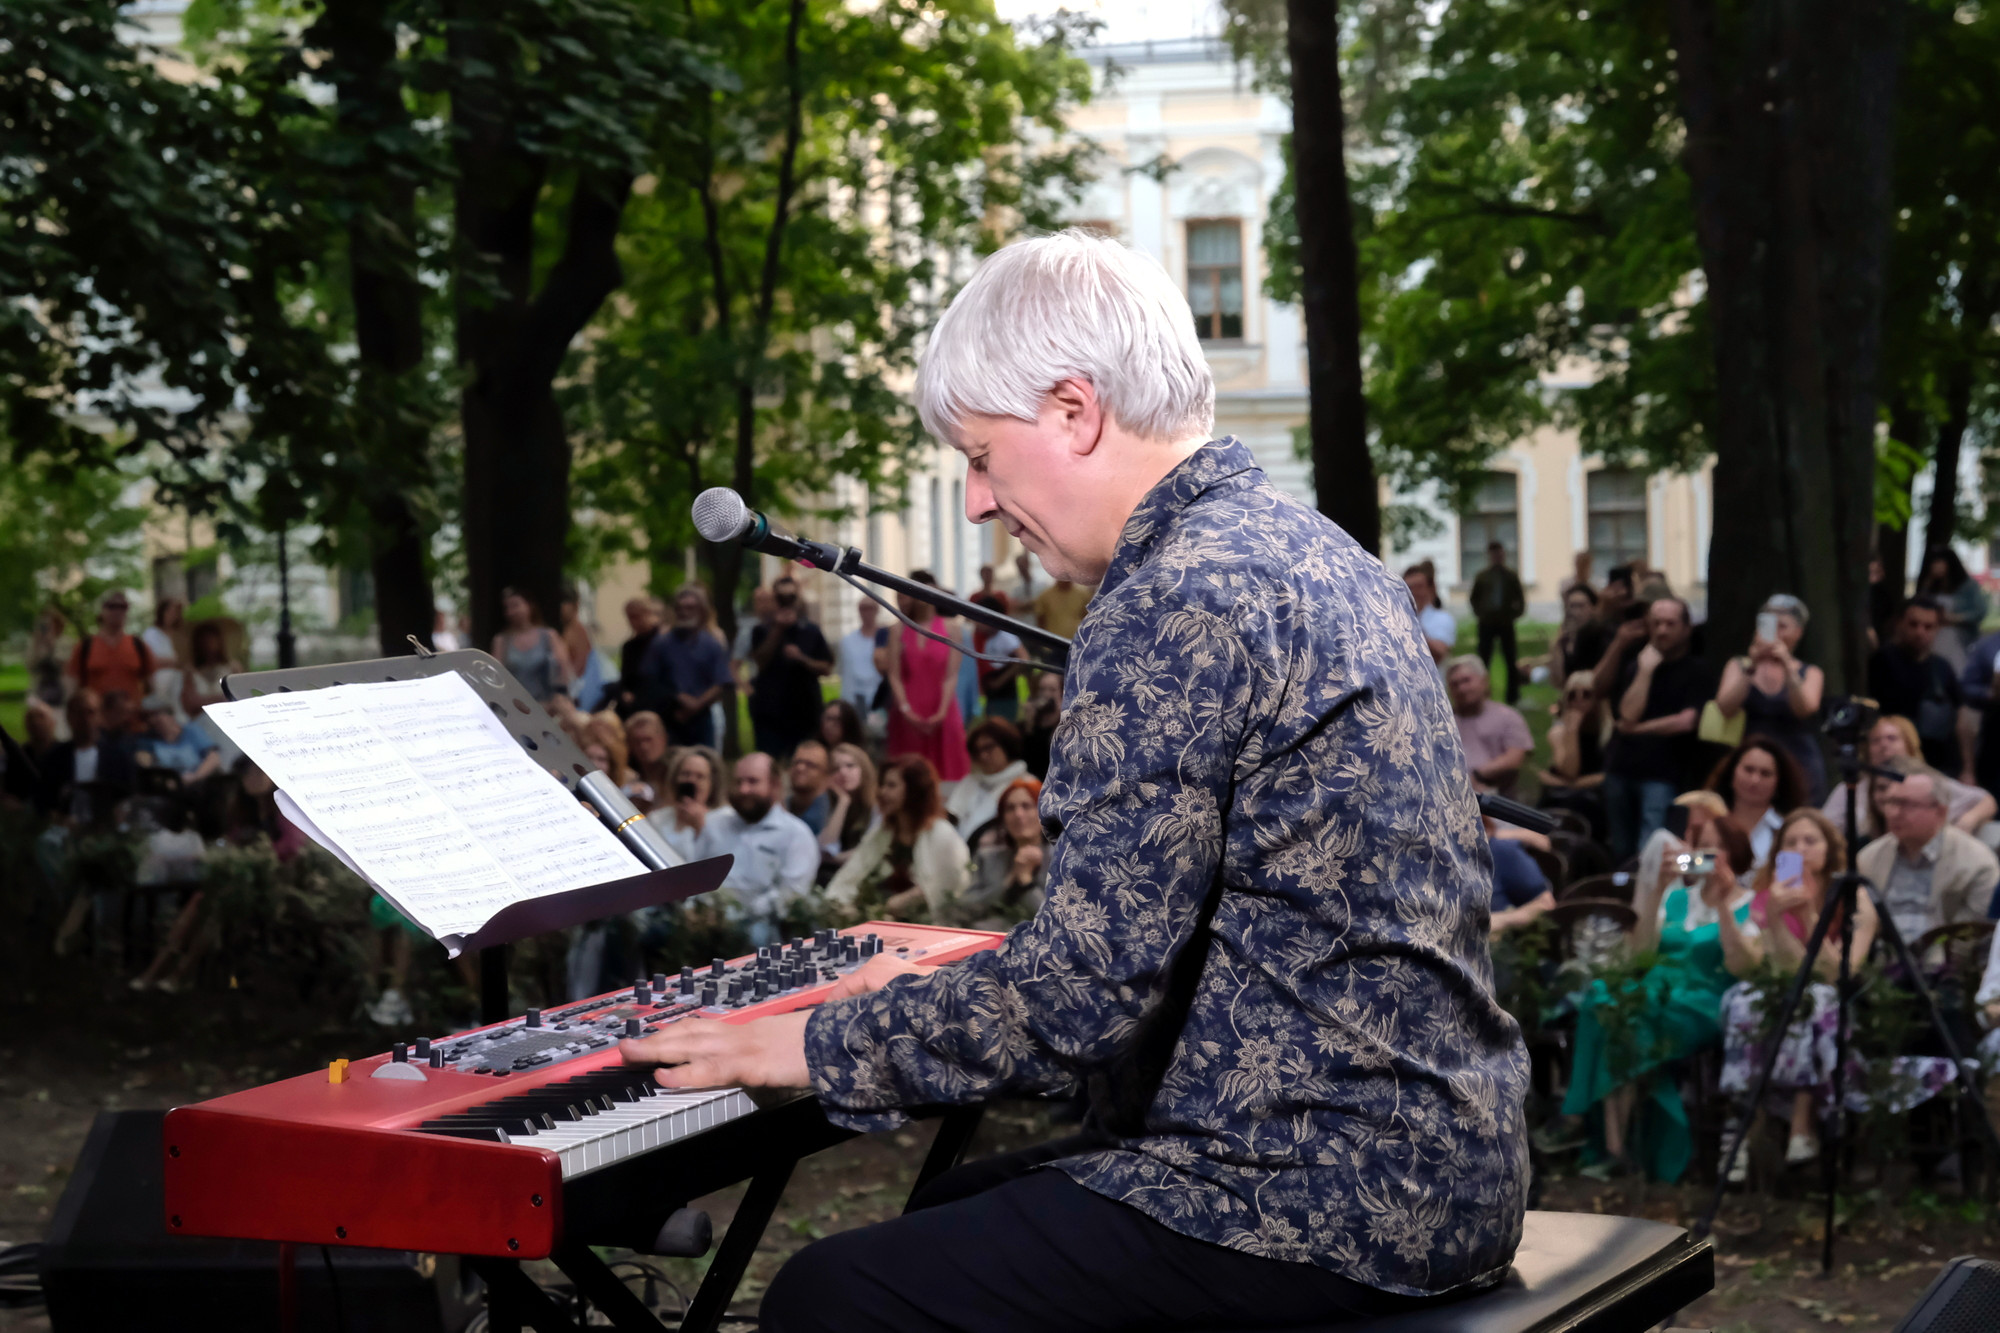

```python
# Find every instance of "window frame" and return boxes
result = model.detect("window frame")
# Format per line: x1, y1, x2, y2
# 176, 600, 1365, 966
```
1185, 217, 1246, 343
1585, 468, 1650, 573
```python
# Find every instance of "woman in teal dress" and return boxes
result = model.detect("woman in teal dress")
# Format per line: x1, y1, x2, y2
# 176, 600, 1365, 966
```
1564, 815, 1759, 1181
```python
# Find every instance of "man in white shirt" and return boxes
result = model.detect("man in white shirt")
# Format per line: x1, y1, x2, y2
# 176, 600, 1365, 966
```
836, 597, 884, 716
686, 751, 821, 946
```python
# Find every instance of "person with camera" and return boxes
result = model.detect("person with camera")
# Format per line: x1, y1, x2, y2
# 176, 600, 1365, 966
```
1714, 594, 1826, 802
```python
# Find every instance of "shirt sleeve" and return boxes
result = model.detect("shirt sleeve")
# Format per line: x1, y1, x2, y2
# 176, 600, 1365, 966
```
704, 638, 733, 693
804, 600, 1254, 1126
1503, 707, 1532, 752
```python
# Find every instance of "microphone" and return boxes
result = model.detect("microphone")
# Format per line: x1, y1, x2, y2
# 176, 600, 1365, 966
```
691, 488, 836, 567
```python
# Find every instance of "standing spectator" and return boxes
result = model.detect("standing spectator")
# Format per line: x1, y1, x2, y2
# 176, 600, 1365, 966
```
817, 699, 869, 755
1868, 596, 1967, 777
836, 597, 885, 720
1823, 715, 1994, 839
432, 608, 463, 652
952, 613, 982, 726
1469, 541, 1527, 704
642, 586, 735, 747
1868, 553, 1902, 649
1022, 669, 1062, 779
558, 587, 609, 712
818, 742, 879, 879
732, 584, 778, 698
976, 563, 1009, 611
1560, 550, 1593, 596
827, 755, 969, 922
685, 752, 821, 945
29, 605, 67, 707
1960, 617, 2000, 797
143, 597, 186, 716
1549, 585, 1599, 687
1714, 594, 1826, 802
1010, 550, 1043, 611
615, 596, 663, 718
624, 711, 674, 808
1703, 737, 1807, 870
646, 745, 726, 862
784, 740, 835, 835
1569, 565, 1637, 681
885, 571, 968, 782
65, 592, 154, 703
748, 579, 833, 758
1601, 598, 1718, 859
1856, 764, 1999, 944
970, 592, 1029, 722
945, 718, 1030, 834
179, 621, 245, 769
959, 776, 1049, 926
491, 587, 571, 703
1402, 563, 1455, 664
1444, 656, 1532, 799
1918, 547, 1987, 668
38, 690, 136, 822
1031, 576, 1094, 640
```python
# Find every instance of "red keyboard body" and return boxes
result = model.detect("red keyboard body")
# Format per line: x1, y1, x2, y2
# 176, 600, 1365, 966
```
162, 922, 1002, 1258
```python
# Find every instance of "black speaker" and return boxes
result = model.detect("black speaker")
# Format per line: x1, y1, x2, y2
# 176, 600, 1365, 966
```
41, 1110, 478, 1332
1893, 1255, 2000, 1333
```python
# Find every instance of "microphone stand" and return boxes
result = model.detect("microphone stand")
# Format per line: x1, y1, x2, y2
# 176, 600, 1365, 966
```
1695, 737, 1999, 1270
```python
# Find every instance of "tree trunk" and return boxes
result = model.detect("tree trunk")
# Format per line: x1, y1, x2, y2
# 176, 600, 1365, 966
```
1924, 362, 1975, 555
450, 8, 632, 648
1285, 0, 1379, 554
1667, 0, 1903, 694
323, 0, 436, 655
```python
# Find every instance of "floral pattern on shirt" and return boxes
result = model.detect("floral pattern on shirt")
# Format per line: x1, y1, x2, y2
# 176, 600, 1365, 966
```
804, 437, 1530, 1296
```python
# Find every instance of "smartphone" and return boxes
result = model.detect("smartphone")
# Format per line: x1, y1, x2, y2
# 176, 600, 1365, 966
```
1674, 851, 1718, 879
1775, 850, 1804, 886
1756, 611, 1779, 643
676, 782, 697, 801
1663, 805, 1691, 840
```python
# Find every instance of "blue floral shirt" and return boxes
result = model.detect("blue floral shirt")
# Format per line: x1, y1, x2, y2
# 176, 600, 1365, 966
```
804, 437, 1529, 1296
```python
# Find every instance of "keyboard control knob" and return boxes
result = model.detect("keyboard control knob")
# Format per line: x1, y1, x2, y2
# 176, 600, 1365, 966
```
843, 938, 860, 962
700, 981, 718, 1006
679, 965, 696, 994
391, 1042, 408, 1063
414, 1038, 432, 1058
651, 972, 667, 994
625, 1018, 642, 1038
429, 1049, 445, 1069
634, 983, 651, 1004
525, 1008, 543, 1028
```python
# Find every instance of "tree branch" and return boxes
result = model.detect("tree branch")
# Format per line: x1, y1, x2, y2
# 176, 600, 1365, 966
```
521, 172, 633, 387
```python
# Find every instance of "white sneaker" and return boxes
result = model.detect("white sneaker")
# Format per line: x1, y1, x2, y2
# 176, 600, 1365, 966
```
1785, 1132, 1820, 1165
1722, 1122, 1750, 1184
367, 988, 413, 1026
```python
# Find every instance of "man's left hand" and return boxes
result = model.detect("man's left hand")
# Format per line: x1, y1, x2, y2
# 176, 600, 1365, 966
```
619, 1010, 812, 1089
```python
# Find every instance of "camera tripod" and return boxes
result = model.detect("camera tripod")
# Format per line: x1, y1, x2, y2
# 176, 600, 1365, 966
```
1695, 738, 2000, 1272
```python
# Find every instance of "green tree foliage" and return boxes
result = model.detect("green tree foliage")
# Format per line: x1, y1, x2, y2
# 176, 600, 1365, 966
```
0, 456, 146, 639
562, 0, 1095, 627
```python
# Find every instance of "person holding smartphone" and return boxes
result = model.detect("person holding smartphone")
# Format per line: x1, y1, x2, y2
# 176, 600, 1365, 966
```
1714, 594, 1826, 803
645, 746, 727, 862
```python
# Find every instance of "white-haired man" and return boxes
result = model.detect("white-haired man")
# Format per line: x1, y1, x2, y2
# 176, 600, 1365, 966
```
624, 230, 1527, 1329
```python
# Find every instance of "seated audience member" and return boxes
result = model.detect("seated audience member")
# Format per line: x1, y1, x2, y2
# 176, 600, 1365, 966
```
1714, 594, 1826, 802
1539, 670, 1607, 801
827, 755, 969, 922
582, 712, 647, 803
817, 699, 869, 754
1704, 737, 1807, 871
646, 746, 726, 863
624, 711, 674, 812
1549, 584, 1600, 687
1824, 715, 1995, 838
1978, 920, 2000, 1052
136, 699, 223, 788
1445, 655, 1532, 798
1868, 597, 1967, 777
1021, 670, 1063, 779
1563, 817, 1755, 1182
100, 689, 143, 740
945, 718, 1030, 834
40, 690, 137, 821
1716, 809, 1874, 1176
784, 740, 835, 836
684, 752, 820, 945
1487, 820, 1555, 939
22, 697, 60, 766
1855, 763, 2000, 946
179, 621, 243, 732
1403, 562, 1455, 664
818, 742, 879, 881
958, 776, 1049, 927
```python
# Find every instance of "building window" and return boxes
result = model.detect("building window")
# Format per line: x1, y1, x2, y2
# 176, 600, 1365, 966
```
152, 553, 218, 607
1458, 472, 1519, 577
1186, 220, 1243, 341
1587, 469, 1649, 573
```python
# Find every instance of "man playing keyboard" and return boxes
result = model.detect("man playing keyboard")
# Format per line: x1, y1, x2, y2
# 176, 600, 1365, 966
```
622, 230, 1528, 1332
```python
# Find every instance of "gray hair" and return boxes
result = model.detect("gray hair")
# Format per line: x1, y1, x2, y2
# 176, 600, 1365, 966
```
914, 229, 1216, 445
1884, 757, 1949, 809
1443, 654, 1488, 680
1761, 593, 1809, 627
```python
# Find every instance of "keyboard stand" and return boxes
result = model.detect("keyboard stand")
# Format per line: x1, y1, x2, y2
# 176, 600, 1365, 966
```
471, 1097, 987, 1333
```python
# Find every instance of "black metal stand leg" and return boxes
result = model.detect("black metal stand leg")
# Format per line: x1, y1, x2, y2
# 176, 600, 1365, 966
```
469, 1257, 580, 1333
905, 1106, 986, 1211
481, 944, 510, 1025
551, 1242, 666, 1332
679, 1161, 796, 1333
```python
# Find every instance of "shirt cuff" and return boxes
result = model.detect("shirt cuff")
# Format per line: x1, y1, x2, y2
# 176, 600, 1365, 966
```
803, 995, 915, 1133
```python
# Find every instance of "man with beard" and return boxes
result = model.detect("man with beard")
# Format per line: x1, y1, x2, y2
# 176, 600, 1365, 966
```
640, 586, 733, 747
682, 751, 819, 946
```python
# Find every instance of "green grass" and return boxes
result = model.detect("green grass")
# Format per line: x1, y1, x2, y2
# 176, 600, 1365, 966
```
0, 662, 27, 741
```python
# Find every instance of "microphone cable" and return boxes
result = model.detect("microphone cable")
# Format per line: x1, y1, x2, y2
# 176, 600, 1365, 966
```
834, 568, 1064, 674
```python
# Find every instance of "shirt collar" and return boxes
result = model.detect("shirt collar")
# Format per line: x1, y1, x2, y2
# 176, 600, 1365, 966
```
1898, 828, 1946, 867
1098, 436, 1261, 598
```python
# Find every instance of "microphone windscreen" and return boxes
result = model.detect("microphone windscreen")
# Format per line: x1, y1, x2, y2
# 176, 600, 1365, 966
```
692, 487, 752, 544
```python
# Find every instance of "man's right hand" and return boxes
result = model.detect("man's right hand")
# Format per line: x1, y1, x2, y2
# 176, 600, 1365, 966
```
1614, 619, 1649, 648
1636, 644, 1663, 672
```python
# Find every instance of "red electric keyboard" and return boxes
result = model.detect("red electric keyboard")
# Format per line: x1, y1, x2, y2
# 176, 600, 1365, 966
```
162, 922, 1002, 1264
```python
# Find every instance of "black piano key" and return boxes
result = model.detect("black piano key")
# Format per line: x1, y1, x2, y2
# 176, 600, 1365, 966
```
418, 1124, 509, 1143
423, 1114, 538, 1136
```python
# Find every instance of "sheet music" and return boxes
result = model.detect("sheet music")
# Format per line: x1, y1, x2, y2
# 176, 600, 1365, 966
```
202, 674, 644, 943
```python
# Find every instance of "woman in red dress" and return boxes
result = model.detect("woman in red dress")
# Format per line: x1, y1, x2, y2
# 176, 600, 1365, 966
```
885, 571, 969, 781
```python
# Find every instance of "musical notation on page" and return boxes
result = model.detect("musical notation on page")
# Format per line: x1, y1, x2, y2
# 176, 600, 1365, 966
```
203, 675, 645, 948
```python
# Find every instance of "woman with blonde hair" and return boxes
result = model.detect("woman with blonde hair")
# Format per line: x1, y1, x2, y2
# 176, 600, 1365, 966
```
818, 742, 879, 878
827, 754, 967, 921
1821, 714, 1994, 837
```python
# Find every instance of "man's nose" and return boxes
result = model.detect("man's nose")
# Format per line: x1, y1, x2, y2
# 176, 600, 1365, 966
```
964, 468, 997, 523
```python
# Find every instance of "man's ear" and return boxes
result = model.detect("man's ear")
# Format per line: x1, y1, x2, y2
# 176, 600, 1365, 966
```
1048, 378, 1104, 457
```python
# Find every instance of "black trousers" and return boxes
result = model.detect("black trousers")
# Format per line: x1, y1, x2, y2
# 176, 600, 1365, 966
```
760, 1135, 1436, 1332
1476, 620, 1520, 703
